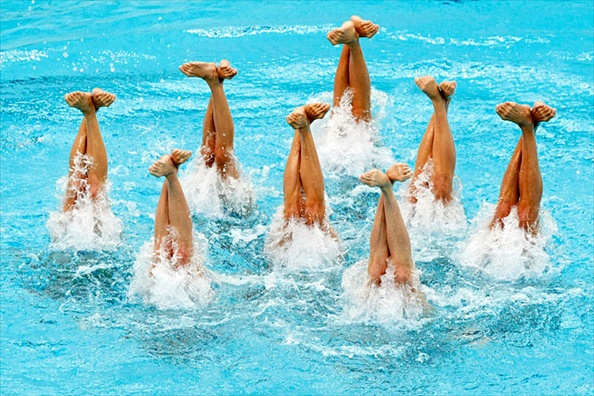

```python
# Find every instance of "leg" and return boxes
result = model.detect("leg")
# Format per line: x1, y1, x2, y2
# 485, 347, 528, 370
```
283, 129, 303, 220
287, 106, 328, 225
491, 137, 522, 228
415, 77, 456, 202
63, 118, 88, 211
153, 181, 171, 256
333, 45, 350, 107
201, 97, 216, 167
360, 165, 414, 285
180, 60, 239, 179
149, 153, 194, 266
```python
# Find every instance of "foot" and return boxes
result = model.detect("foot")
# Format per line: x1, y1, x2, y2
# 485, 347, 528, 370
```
179, 62, 219, 84
359, 169, 391, 189
217, 59, 238, 81
286, 107, 308, 129
65, 91, 95, 115
170, 149, 192, 167
496, 102, 533, 127
386, 163, 412, 183
350, 16, 379, 38
327, 20, 358, 45
91, 88, 116, 110
531, 101, 556, 124
148, 155, 177, 178
439, 81, 456, 100
304, 102, 330, 124
415, 76, 442, 101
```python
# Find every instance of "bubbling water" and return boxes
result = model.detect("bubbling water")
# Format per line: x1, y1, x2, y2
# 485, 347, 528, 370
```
180, 154, 255, 218
264, 207, 342, 271
459, 205, 557, 281
46, 154, 122, 251
312, 89, 394, 176
128, 235, 213, 310
398, 160, 468, 261
341, 260, 429, 330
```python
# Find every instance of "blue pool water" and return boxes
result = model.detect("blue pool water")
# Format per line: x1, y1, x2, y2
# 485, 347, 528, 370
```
1, 1, 593, 394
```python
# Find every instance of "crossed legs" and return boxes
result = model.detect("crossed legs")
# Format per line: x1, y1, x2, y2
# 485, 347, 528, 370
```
283, 103, 330, 225
409, 76, 457, 203
491, 101, 556, 233
360, 164, 414, 285
180, 60, 239, 179
328, 16, 379, 122
150, 149, 194, 266
63, 89, 116, 211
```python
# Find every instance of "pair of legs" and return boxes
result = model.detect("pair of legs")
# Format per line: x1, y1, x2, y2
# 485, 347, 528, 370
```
360, 165, 415, 285
63, 89, 116, 211
327, 16, 379, 122
283, 103, 331, 226
409, 76, 457, 203
180, 60, 239, 179
491, 101, 556, 233
150, 149, 194, 266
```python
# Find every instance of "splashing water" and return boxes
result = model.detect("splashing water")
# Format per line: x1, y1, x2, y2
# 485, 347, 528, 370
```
264, 207, 342, 271
128, 236, 213, 310
312, 89, 395, 176
341, 260, 429, 330
46, 154, 122, 251
180, 154, 255, 218
398, 160, 468, 260
459, 205, 557, 281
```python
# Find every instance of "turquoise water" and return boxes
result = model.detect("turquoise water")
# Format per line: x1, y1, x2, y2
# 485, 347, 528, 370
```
1, 1, 593, 394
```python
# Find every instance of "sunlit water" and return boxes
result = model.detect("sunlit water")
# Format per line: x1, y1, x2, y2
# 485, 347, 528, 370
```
1, 1, 593, 394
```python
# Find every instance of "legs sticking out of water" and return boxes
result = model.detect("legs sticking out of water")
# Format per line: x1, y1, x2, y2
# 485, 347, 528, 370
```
150, 149, 194, 266
63, 88, 116, 212
327, 16, 379, 122
360, 164, 414, 286
491, 101, 556, 234
283, 103, 332, 228
179, 60, 239, 179
409, 76, 457, 204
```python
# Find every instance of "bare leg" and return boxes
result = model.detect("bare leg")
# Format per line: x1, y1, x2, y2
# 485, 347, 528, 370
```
414, 76, 456, 202
491, 137, 522, 228
180, 61, 239, 179
360, 166, 413, 285
286, 104, 329, 225
333, 45, 350, 108
149, 154, 194, 266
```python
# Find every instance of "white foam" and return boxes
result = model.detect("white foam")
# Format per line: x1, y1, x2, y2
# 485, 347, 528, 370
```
46, 154, 122, 251
459, 204, 557, 281
264, 207, 342, 271
184, 24, 332, 39
180, 155, 255, 218
128, 239, 213, 310
398, 161, 468, 260
312, 89, 395, 177
341, 260, 429, 329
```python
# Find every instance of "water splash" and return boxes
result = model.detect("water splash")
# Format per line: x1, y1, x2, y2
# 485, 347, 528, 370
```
185, 24, 332, 39
180, 155, 255, 218
264, 207, 342, 271
128, 238, 213, 310
341, 260, 429, 329
312, 89, 394, 176
398, 161, 468, 260
46, 154, 122, 251
459, 205, 557, 281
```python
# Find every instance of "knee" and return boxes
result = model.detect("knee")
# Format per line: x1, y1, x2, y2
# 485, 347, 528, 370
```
283, 203, 301, 221
517, 204, 539, 231
201, 147, 215, 167
394, 264, 412, 285
304, 201, 325, 225
214, 147, 233, 165
432, 174, 452, 201
351, 108, 370, 122
368, 261, 386, 285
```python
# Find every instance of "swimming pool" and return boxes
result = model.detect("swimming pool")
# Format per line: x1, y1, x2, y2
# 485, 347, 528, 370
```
1, 1, 593, 394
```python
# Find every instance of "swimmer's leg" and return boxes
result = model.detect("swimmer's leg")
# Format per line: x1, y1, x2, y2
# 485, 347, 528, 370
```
287, 105, 329, 225
368, 195, 389, 285
360, 166, 413, 284
63, 117, 88, 211
332, 45, 350, 108
491, 136, 522, 228
415, 76, 456, 202
283, 129, 303, 221
149, 154, 194, 266
153, 181, 171, 259
64, 91, 109, 201
201, 97, 216, 167
180, 60, 239, 179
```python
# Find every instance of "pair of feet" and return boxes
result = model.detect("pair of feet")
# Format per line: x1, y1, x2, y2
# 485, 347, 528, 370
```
360, 163, 413, 191
496, 101, 556, 127
415, 76, 456, 103
327, 15, 380, 45
286, 103, 331, 129
179, 59, 237, 85
65, 88, 116, 115
149, 149, 193, 178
